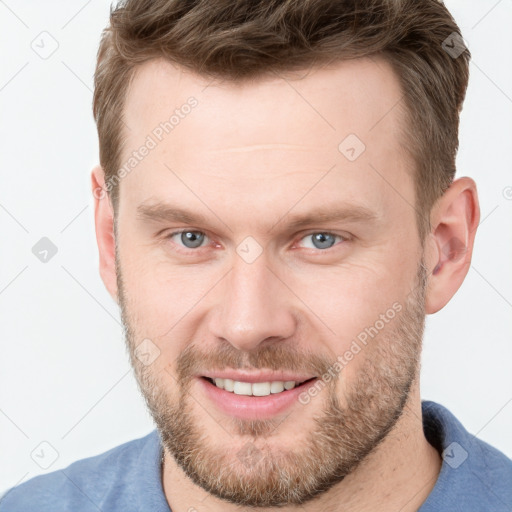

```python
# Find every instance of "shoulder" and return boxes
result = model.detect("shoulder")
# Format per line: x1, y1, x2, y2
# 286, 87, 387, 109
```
421, 400, 512, 511
0, 430, 159, 512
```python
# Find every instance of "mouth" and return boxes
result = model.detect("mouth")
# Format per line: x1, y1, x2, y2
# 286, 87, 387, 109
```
201, 376, 318, 397
197, 370, 321, 419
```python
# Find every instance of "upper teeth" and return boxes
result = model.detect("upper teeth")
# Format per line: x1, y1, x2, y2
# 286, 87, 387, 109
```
213, 378, 302, 396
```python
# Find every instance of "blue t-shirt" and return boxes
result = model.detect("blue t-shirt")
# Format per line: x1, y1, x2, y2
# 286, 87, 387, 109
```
1, 400, 511, 511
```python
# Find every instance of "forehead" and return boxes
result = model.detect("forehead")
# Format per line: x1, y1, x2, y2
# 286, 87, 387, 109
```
118, 55, 414, 229
123, 55, 407, 146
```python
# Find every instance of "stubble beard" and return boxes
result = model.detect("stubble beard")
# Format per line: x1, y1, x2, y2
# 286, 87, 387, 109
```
117, 249, 428, 507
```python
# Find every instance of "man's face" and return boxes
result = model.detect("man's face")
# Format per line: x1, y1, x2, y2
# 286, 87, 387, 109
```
114, 56, 428, 506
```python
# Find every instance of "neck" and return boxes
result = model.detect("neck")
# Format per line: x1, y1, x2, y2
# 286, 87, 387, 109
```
161, 383, 441, 512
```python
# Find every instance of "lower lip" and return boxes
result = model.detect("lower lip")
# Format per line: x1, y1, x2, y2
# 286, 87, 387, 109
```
197, 377, 319, 420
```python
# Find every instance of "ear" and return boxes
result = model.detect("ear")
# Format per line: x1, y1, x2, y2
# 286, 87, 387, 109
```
91, 165, 118, 304
424, 177, 480, 314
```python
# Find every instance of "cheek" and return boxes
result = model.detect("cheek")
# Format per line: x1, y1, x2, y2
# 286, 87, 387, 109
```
295, 261, 405, 326
289, 261, 410, 375
119, 245, 221, 339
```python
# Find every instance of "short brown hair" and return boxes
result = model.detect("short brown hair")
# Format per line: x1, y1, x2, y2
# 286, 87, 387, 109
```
93, 0, 470, 242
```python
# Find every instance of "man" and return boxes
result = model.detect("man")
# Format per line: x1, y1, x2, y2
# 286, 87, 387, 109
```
2, 0, 511, 510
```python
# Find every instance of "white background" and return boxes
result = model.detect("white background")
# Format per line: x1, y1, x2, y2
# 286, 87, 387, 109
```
0, 0, 511, 494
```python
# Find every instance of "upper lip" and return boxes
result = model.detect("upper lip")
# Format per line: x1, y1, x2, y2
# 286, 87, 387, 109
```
200, 370, 316, 384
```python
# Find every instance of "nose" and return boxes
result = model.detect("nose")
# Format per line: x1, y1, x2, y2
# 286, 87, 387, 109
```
209, 252, 297, 352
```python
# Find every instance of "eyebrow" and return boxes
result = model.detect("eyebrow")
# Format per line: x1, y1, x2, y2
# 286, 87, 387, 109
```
137, 202, 210, 225
136, 201, 379, 231
280, 205, 378, 231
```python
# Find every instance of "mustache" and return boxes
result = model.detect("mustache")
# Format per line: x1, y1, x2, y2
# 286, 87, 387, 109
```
174, 342, 336, 385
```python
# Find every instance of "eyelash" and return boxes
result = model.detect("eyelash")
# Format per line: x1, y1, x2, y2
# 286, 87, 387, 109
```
164, 229, 348, 253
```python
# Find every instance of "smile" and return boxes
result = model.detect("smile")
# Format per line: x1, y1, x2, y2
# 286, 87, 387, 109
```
204, 377, 315, 396
198, 376, 320, 420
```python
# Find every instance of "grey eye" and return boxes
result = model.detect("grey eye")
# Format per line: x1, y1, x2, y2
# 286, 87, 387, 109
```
300, 232, 341, 250
179, 231, 205, 248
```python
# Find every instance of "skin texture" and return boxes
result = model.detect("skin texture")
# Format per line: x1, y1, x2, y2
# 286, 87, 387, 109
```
92, 56, 480, 511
